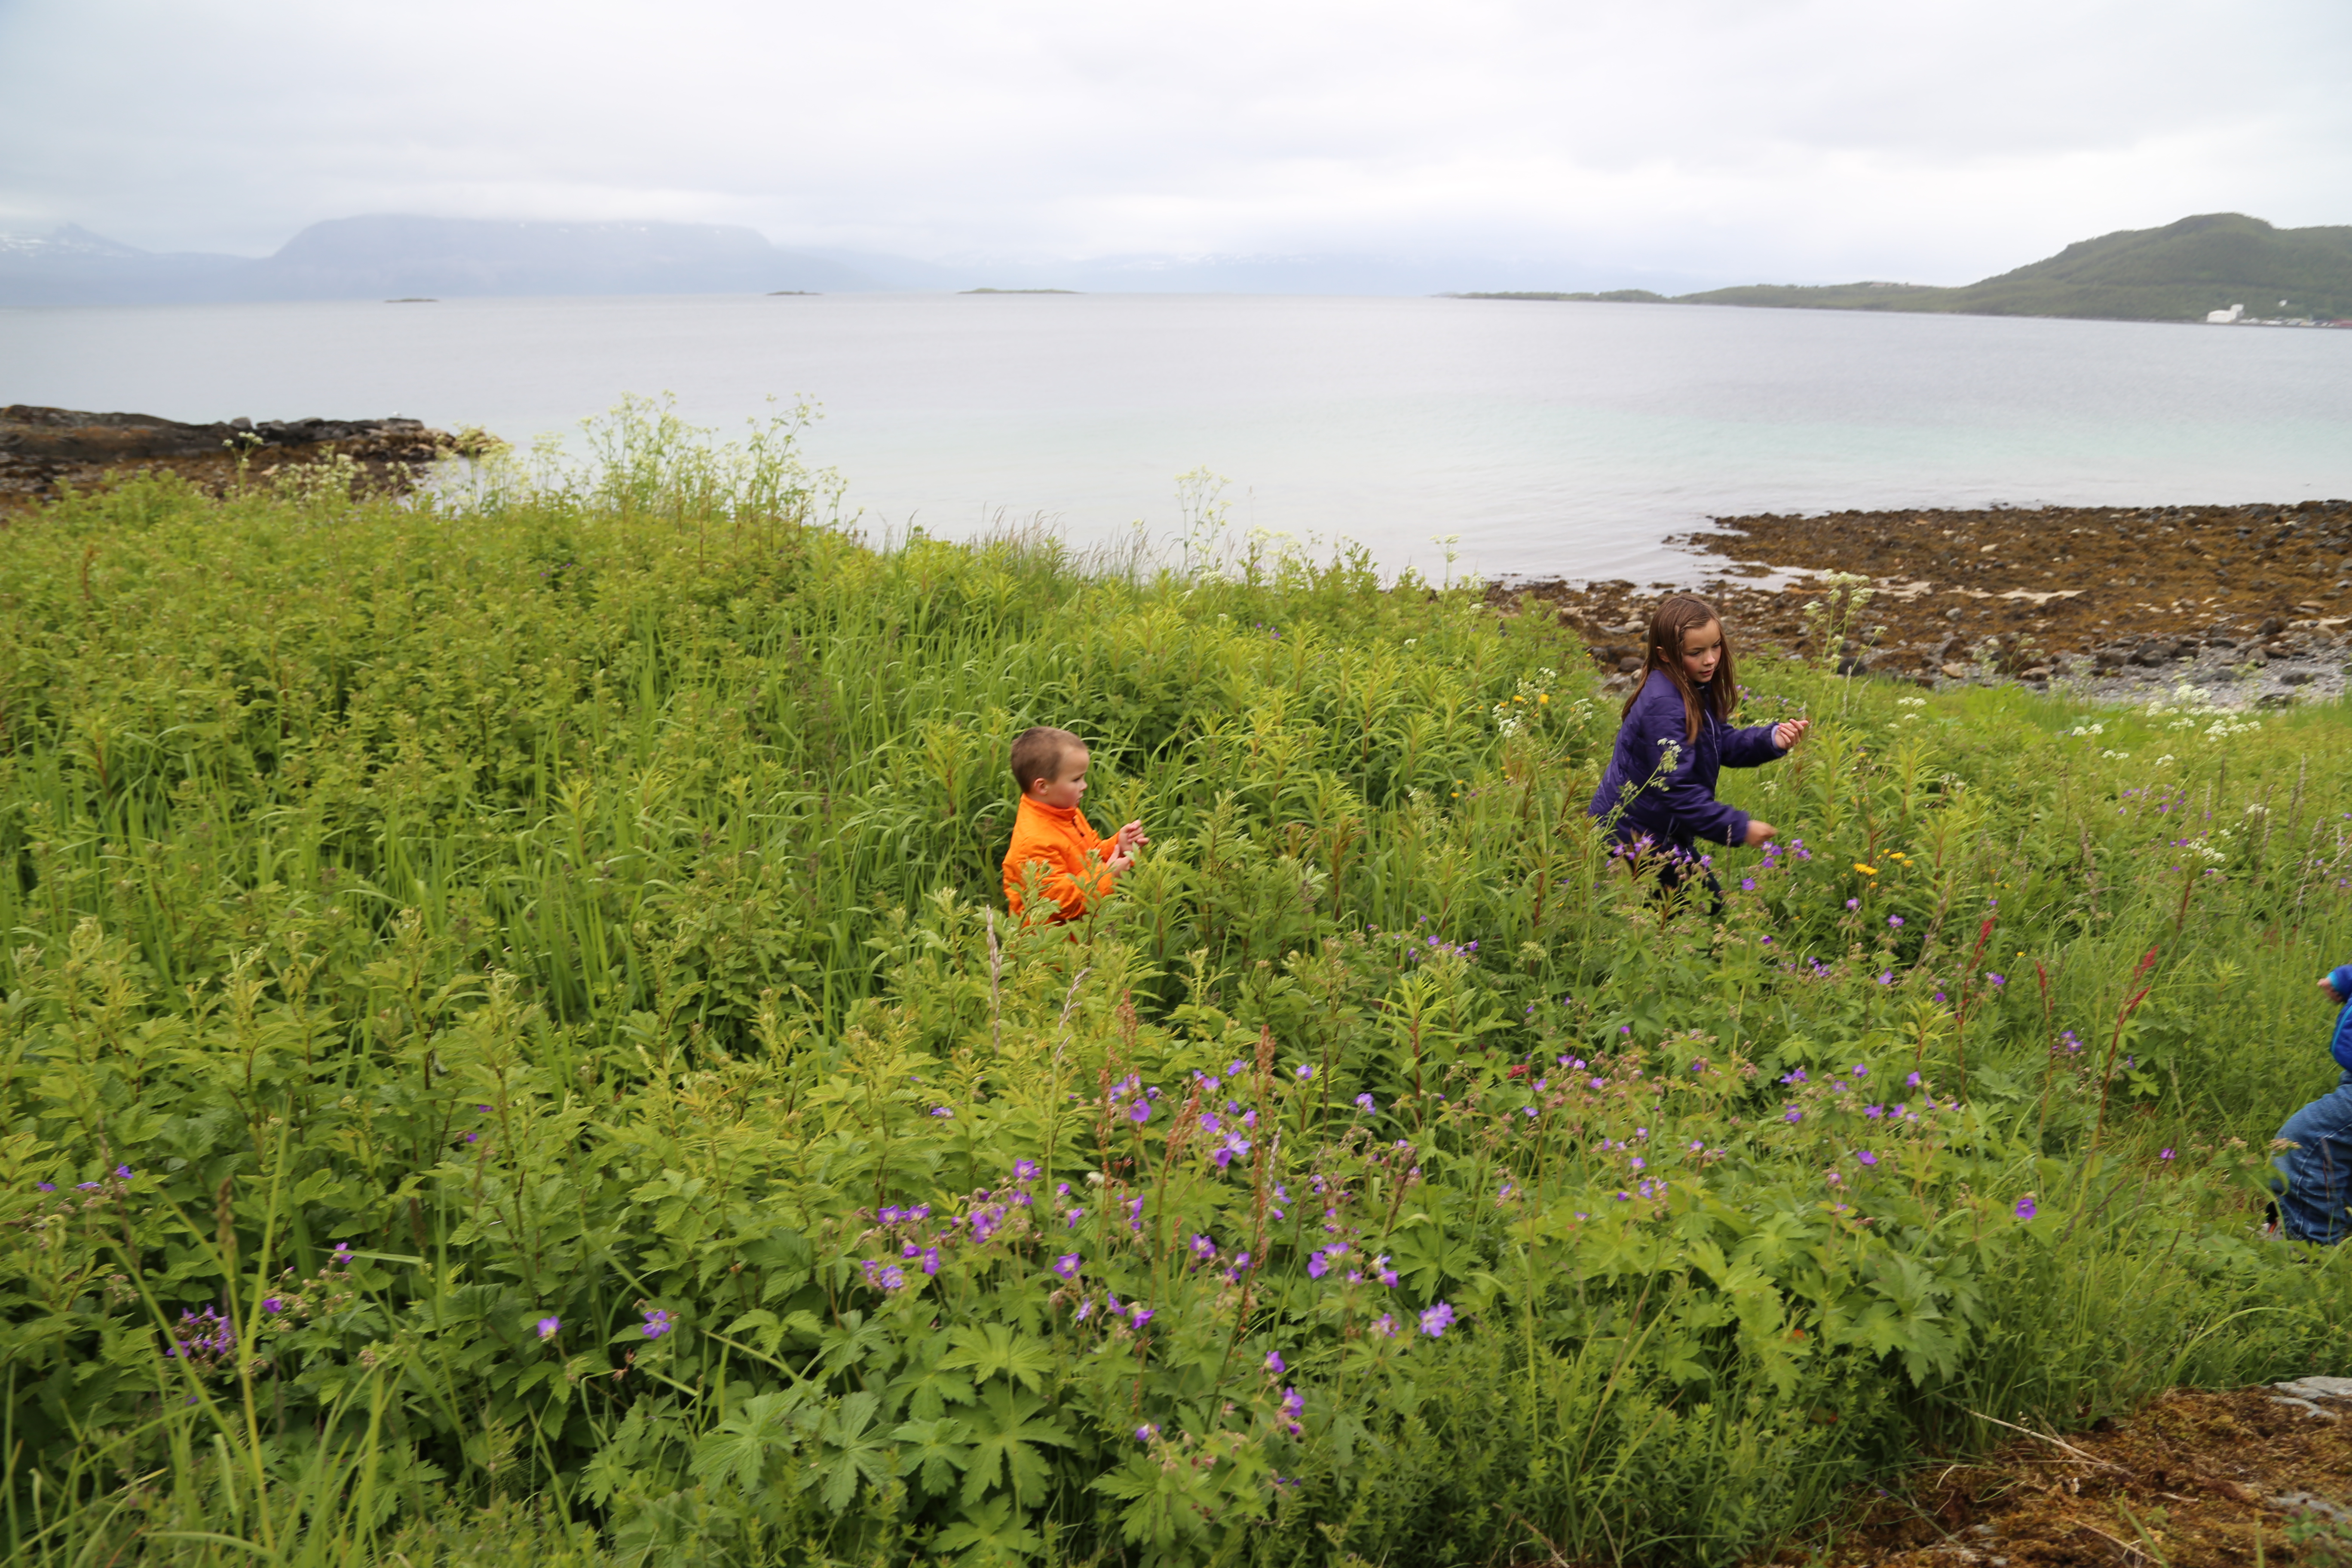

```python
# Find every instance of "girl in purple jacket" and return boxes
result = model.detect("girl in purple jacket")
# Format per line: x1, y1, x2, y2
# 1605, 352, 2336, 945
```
1588, 594, 1808, 891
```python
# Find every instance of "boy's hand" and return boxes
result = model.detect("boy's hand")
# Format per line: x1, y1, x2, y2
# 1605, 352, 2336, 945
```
1108, 851, 1135, 873
2323, 975, 2347, 1005
1773, 719, 1810, 751
1744, 818, 1779, 847
1115, 820, 1148, 854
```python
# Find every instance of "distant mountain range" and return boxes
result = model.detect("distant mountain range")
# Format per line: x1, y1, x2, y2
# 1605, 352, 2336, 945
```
11, 210, 2343, 314
0, 215, 1632, 304
0, 216, 879, 305
1458, 214, 2352, 323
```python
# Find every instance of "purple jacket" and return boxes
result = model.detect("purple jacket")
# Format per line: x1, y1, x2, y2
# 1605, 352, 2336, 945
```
1587, 669, 1785, 849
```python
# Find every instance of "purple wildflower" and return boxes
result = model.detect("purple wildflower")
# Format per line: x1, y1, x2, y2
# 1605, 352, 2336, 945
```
1418, 1302, 1456, 1337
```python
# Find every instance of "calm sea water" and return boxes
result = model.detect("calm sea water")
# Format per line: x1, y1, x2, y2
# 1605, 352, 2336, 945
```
5, 292, 2349, 582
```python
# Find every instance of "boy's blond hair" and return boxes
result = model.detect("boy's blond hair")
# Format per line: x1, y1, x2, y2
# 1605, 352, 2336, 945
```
1010, 726, 1081, 793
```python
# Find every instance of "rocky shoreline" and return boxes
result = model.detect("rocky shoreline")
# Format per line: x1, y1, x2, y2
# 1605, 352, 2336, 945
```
1502, 498, 2352, 709
0, 404, 493, 507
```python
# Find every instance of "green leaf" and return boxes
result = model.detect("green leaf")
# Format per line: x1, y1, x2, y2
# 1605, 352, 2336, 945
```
891, 1415, 975, 1497
960, 1381, 1074, 1507
801, 1389, 893, 1513
940, 1322, 1054, 1393
931, 1494, 1041, 1565
816, 1309, 896, 1378
689, 1389, 809, 1494
1090, 1446, 1223, 1550
890, 1331, 979, 1420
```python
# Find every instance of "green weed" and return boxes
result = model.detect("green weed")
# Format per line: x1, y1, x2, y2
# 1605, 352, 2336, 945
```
4, 399, 2352, 1566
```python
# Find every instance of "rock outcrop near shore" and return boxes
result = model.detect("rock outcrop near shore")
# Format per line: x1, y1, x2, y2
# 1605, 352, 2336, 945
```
0, 404, 488, 505
1508, 497, 2352, 708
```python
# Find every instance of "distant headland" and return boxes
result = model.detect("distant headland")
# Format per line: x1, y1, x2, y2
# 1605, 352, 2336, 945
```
1453, 214, 2352, 325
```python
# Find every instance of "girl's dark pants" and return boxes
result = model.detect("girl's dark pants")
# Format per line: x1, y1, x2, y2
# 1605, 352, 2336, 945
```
1652, 855, 1725, 917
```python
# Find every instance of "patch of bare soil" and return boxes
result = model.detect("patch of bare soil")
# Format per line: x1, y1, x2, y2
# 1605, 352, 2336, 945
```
0, 404, 496, 509
1501, 499, 2352, 709
1761, 1380, 2352, 1568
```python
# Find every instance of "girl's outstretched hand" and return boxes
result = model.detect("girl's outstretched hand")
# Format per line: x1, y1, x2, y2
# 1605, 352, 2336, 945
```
2323, 974, 2347, 1005
1773, 719, 1810, 750
1744, 818, 1779, 847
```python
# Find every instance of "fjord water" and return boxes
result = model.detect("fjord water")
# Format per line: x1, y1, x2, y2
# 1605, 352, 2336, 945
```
4, 291, 2348, 582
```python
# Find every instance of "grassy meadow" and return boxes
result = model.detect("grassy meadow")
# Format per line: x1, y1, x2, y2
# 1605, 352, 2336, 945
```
6, 400, 2352, 1567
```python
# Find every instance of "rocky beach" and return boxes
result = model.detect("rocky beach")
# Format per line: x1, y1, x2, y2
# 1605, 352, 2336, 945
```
0, 403, 489, 507
1505, 497, 2352, 708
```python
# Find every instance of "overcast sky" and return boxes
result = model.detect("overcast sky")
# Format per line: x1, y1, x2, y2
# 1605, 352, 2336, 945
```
2, 0, 2346, 288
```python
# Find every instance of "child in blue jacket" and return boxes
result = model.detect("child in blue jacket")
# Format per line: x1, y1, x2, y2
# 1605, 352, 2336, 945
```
1588, 593, 1807, 892
2271, 965, 2352, 1243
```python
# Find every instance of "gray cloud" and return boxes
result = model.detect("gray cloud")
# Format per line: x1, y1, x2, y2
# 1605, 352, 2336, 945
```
3, 0, 2346, 287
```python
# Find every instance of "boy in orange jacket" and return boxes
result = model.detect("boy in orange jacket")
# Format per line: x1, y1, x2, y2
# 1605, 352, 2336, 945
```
1001, 726, 1147, 923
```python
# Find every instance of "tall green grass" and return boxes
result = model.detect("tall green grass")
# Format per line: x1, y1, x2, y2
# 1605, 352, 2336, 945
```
5, 401, 2352, 1566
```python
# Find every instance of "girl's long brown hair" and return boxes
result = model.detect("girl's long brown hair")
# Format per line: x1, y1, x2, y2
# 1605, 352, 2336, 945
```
1618, 593, 1738, 741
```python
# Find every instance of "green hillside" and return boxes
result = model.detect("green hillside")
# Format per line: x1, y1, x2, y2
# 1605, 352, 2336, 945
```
1488, 214, 2352, 323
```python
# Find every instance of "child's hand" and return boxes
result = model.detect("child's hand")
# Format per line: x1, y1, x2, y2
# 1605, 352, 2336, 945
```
1744, 818, 1779, 847
1773, 719, 1810, 751
2323, 975, 2347, 1005
1108, 851, 1135, 873
1115, 820, 1148, 854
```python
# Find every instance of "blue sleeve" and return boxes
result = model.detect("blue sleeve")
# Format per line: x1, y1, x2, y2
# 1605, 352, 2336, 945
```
1719, 722, 1785, 769
2332, 965, 2352, 1073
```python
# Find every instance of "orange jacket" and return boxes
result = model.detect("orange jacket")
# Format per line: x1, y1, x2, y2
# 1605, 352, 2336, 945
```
1002, 796, 1116, 922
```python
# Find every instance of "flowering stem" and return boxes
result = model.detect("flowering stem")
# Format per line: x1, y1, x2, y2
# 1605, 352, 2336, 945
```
1216, 1027, 1279, 1382
2092, 949, 2159, 1147
2033, 961, 2060, 1148
1948, 916, 1995, 1097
